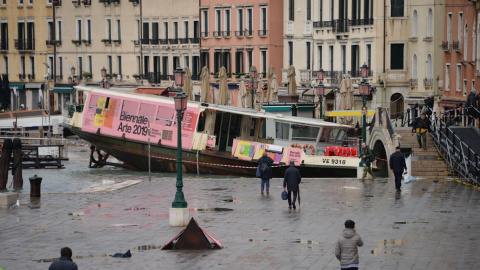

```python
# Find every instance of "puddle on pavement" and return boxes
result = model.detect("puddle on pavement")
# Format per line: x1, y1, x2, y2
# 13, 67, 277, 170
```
36, 254, 107, 263
291, 239, 321, 245
192, 208, 233, 212
371, 238, 409, 257
394, 221, 429, 224
249, 239, 267, 242
202, 188, 228, 191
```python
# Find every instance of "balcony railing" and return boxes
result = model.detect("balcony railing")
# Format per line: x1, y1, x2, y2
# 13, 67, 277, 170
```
350, 70, 362, 78
141, 38, 149, 45
313, 21, 333, 28
222, 31, 231, 37
179, 38, 189, 44
169, 38, 178, 44
349, 18, 374, 26
133, 39, 140, 45
235, 30, 244, 37
28, 74, 35, 79
0, 40, 7, 50
14, 39, 35, 50
190, 37, 200, 44
201, 32, 208, 38
245, 30, 253, 37
18, 74, 26, 79
191, 74, 200, 81
258, 30, 267, 37
333, 19, 349, 33
409, 79, 418, 87
213, 31, 222, 38
150, 39, 159, 45
159, 39, 168, 44
424, 78, 433, 87
442, 41, 451, 52
128, 0, 139, 4
146, 72, 161, 84
453, 41, 462, 52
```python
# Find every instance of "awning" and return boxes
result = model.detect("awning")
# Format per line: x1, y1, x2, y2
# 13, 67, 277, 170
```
53, 87, 73, 93
9, 82, 25, 90
325, 110, 376, 117
263, 106, 291, 112
25, 83, 43, 89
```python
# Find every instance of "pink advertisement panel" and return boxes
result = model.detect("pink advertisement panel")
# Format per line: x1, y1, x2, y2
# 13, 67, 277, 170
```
82, 92, 199, 150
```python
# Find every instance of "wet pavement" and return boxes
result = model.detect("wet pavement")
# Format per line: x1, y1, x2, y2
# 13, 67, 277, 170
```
1, 151, 480, 269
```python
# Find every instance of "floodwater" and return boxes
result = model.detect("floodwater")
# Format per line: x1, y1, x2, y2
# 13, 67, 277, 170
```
9, 146, 244, 194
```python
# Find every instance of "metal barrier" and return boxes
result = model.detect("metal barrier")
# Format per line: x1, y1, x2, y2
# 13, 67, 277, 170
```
430, 113, 480, 185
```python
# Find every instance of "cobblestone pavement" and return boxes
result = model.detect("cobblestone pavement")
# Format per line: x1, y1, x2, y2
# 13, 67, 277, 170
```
1, 175, 480, 270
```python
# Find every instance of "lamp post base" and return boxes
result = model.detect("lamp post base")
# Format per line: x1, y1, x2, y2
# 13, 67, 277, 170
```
169, 207, 190, 227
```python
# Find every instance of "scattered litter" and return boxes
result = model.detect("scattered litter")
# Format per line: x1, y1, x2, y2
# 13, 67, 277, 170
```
404, 174, 425, 184
110, 250, 131, 258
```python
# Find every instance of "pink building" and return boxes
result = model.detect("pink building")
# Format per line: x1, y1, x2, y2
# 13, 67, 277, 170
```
199, 0, 283, 81
440, 0, 477, 110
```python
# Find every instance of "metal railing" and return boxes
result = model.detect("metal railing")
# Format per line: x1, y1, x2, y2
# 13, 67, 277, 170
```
14, 39, 35, 50
431, 112, 480, 185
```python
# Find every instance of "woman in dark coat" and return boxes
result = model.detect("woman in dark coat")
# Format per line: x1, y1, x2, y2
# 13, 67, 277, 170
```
258, 152, 273, 194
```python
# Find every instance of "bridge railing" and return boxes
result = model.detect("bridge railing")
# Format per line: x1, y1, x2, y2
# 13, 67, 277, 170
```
430, 113, 480, 185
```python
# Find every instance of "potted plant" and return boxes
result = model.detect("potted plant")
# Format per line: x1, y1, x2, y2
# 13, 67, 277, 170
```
71, 39, 81, 45
82, 72, 92, 79
132, 74, 140, 79
101, 38, 111, 44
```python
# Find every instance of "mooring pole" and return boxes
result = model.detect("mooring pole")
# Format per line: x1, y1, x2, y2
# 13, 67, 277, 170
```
12, 138, 23, 189
0, 139, 13, 190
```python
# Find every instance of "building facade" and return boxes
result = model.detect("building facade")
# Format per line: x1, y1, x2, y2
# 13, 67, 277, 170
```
440, 0, 477, 110
0, 0, 54, 111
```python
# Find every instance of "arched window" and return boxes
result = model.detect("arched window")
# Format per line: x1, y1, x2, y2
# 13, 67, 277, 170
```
426, 54, 432, 80
412, 10, 418, 37
427, 9, 433, 37
464, 24, 468, 60
412, 54, 417, 80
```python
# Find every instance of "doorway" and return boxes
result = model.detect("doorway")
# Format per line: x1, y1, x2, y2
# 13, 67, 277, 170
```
390, 93, 404, 120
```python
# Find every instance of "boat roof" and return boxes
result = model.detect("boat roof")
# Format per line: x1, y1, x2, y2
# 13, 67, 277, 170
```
75, 86, 350, 129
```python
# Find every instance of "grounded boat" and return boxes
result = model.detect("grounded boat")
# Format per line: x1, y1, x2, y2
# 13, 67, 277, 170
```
63, 86, 360, 177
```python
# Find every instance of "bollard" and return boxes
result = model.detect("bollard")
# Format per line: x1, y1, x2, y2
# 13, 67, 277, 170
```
29, 175, 42, 197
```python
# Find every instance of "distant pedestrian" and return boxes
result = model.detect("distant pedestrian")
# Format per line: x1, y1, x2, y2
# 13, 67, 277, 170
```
49, 247, 78, 270
412, 114, 431, 150
335, 220, 364, 270
360, 143, 375, 181
422, 94, 434, 117
258, 152, 273, 195
283, 161, 301, 209
465, 89, 477, 126
389, 146, 407, 192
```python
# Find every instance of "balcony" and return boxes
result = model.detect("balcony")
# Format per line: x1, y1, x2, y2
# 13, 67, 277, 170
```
82, 39, 92, 45
150, 39, 159, 45
235, 30, 244, 37
169, 38, 178, 45
258, 30, 267, 37
442, 41, 451, 52
53, 0, 62, 6
18, 74, 26, 80
201, 32, 208, 38
146, 72, 161, 84
409, 79, 418, 87
128, 0, 139, 4
133, 39, 140, 45
424, 78, 433, 87
213, 31, 222, 38
179, 38, 189, 44
159, 39, 169, 44
350, 70, 362, 78
453, 41, 462, 53
222, 31, 231, 38
189, 37, 200, 44
349, 18, 374, 26
82, 0, 91, 5
100, 39, 111, 45
14, 39, 35, 51
245, 30, 253, 37
313, 21, 333, 28
141, 39, 149, 45
0, 40, 7, 50
28, 74, 35, 80
113, 40, 121, 45
423, 36, 433, 42
332, 19, 348, 33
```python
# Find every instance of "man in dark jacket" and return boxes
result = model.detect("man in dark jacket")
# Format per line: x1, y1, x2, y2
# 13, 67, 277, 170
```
335, 220, 364, 270
389, 146, 407, 192
258, 152, 274, 195
412, 114, 431, 150
283, 161, 301, 209
49, 247, 78, 270
465, 89, 477, 126
423, 94, 434, 117
360, 143, 375, 181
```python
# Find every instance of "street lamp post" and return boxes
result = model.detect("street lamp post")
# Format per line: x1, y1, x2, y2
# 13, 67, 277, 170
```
248, 67, 259, 109
316, 69, 325, 119
171, 66, 188, 210
359, 63, 371, 143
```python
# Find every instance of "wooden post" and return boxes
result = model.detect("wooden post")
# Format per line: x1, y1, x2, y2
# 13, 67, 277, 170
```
12, 138, 23, 189
0, 139, 13, 190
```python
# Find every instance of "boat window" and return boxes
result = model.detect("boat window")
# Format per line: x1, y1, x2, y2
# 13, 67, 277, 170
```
275, 122, 290, 140
139, 103, 156, 124
292, 126, 319, 141
197, 112, 206, 132
250, 118, 257, 137
122, 100, 139, 114
155, 105, 175, 126
319, 127, 330, 142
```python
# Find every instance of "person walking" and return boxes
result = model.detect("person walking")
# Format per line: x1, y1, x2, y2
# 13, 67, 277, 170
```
283, 161, 301, 209
258, 152, 274, 195
412, 114, 431, 150
49, 247, 78, 270
335, 220, 364, 270
360, 142, 375, 181
465, 89, 477, 126
389, 146, 407, 192
422, 94, 434, 117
